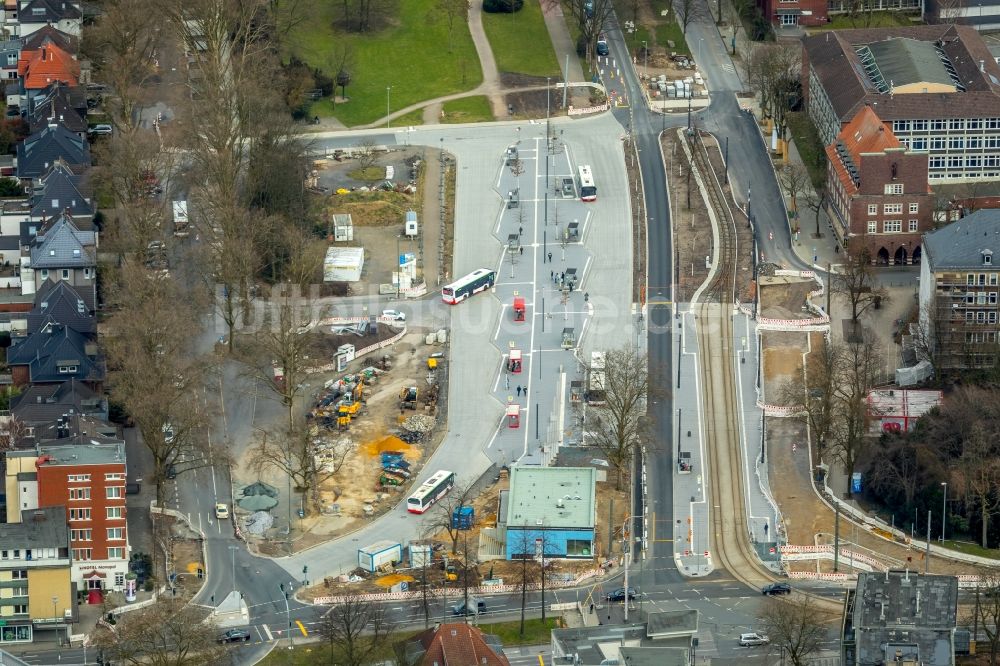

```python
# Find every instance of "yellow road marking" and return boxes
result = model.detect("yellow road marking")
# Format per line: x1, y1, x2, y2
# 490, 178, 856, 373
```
647, 300, 673, 306
296, 620, 308, 637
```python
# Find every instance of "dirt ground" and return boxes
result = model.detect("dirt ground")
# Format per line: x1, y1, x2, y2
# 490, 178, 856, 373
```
761, 331, 806, 402
758, 277, 817, 320
249, 332, 450, 556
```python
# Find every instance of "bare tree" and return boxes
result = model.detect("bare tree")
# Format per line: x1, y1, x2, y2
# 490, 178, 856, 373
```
779, 164, 811, 227
974, 571, 1000, 666
742, 43, 801, 142
936, 0, 966, 23
803, 182, 829, 239
83, 0, 161, 132
867, 435, 942, 511
249, 424, 350, 515
958, 424, 1000, 548
355, 137, 380, 170
318, 595, 393, 666
425, 482, 475, 554
270, 0, 313, 38
92, 599, 227, 666
676, 0, 705, 34
245, 283, 324, 431
833, 248, 890, 329
436, 0, 469, 52
586, 346, 649, 490
554, 0, 616, 63
777, 341, 843, 454
757, 597, 834, 666
830, 333, 883, 496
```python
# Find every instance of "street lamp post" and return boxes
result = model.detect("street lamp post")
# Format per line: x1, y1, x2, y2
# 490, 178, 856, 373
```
280, 582, 293, 649
622, 516, 632, 622
52, 595, 58, 644
641, 41, 647, 76
229, 545, 238, 593
386, 86, 392, 130
941, 482, 948, 542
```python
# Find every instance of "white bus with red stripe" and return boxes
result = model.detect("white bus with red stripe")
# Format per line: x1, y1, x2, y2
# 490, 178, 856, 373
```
441, 269, 496, 304
407, 470, 456, 513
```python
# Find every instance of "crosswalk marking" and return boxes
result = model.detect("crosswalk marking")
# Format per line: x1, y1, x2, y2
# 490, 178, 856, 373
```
721, 63, 736, 73
262, 624, 273, 641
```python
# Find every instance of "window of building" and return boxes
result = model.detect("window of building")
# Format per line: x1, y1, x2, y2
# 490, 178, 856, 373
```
909, 220, 918, 232
911, 138, 927, 150
58, 365, 77, 374
885, 184, 904, 195
11, 605, 26, 615
108, 547, 125, 559
0, 551, 6, 559
115, 573, 125, 587
107, 507, 123, 519
932, 119, 947, 130
970, 119, 984, 130
969, 137, 983, 149
909, 203, 919, 214
968, 311, 976, 322
991, 312, 998, 324
72, 548, 92, 561
949, 156, 964, 168
884, 220, 902, 233
949, 137, 966, 150
71, 529, 91, 541
991, 274, 998, 286
969, 156, 983, 167
930, 156, 946, 168
884, 204, 902, 214
913, 119, 928, 131
107, 528, 124, 540
868, 204, 878, 215
982, 274, 989, 285
989, 137, 1000, 149
105, 473, 125, 481
979, 293, 987, 305
868, 221, 877, 233
978, 311, 987, 323
565, 539, 592, 557
106, 486, 123, 499
9, 587, 26, 597
987, 155, 1000, 168
0, 625, 31, 642
69, 487, 90, 501
931, 137, 947, 150
69, 508, 91, 521
60, 269, 68, 280
10, 570, 26, 580
68, 474, 91, 483
990, 293, 998, 304
950, 118, 966, 130
39, 269, 47, 279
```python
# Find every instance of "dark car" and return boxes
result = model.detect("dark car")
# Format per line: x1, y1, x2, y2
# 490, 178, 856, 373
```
596, 34, 609, 56
606, 587, 637, 602
166, 464, 177, 480
218, 628, 252, 643
451, 599, 486, 616
762, 583, 791, 596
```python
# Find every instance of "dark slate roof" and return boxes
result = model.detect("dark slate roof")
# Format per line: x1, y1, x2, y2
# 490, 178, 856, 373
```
19, 0, 82, 25
28, 211, 95, 269
803, 24, 1000, 122
26, 279, 94, 334
867, 38, 956, 89
30, 160, 93, 219
0, 506, 69, 550
5, 321, 103, 384
0, 39, 21, 66
16, 123, 89, 179
28, 83, 86, 135
853, 572, 957, 666
21, 25, 78, 54
923, 209, 1000, 270
10, 378, 105, 427
0, 235, 20, 251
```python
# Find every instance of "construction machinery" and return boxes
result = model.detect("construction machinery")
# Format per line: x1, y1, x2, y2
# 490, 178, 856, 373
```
399, 386, 418, 410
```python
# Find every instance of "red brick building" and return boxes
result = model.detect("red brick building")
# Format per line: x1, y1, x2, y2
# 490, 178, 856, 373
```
826, 105, 934, 264
13, 442, 129, 593
754, 0, 829, 29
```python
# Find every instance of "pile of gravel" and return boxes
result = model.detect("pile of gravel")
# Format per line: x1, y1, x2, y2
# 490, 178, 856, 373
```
402, 414, 435, 433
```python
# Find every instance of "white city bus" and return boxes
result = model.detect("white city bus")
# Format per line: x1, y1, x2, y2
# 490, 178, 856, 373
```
578, 165, 597, 202
407, 470, 456, 513
441, 268, 496, 304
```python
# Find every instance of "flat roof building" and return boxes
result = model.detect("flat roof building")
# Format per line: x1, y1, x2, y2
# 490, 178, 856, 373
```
842, 571, 958, 666
504, 466, 596, 560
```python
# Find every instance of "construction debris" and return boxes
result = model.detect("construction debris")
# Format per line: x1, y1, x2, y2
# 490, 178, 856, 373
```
402, 414, 435, 433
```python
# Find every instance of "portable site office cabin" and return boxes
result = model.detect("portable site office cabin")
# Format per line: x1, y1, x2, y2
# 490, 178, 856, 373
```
323, 247, 365, 282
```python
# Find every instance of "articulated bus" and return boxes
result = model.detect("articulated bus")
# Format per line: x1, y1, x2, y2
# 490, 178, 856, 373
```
407, 470, 456, 513
578, 165, 597, 202
441, 268, 496, 304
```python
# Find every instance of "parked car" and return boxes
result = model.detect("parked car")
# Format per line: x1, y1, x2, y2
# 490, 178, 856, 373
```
596, 33, 609, 56
561, 177, 575, 197
451, 599, 486, 616
218, 628, 251, 644
162, 423, 175, 444
88, 124, 113, 135
606, 587, 637, 602
381, 309, 406, 321
215, 503, 229, 520
739, 632, 769, 647
761, 582, 791, 596
165, 464, 177, 479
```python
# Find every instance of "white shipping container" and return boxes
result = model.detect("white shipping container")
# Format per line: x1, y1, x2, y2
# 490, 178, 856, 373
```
358, 540, 402, 572
323, 246, 365, 282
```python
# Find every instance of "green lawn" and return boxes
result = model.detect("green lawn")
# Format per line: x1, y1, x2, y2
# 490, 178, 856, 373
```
482, 2, 561, 78
394, 108, 427, 126
442, 96, 494, 123
611, 0, 689, 56
941, 539, 1000, 560
815, 11, 920, 31
478, 617, 560, 646
786, 111, 828, 191
287, 0, 483, 127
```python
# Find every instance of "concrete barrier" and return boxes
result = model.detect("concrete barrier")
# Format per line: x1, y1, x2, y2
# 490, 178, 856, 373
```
568, 103, 610, 116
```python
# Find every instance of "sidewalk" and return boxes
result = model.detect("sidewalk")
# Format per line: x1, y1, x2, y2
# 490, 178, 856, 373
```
541, 0, 585, 84
783, 138, 842, 270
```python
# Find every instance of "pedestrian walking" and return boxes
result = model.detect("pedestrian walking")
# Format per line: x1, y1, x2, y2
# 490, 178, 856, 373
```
551, 270, 554, 280
548, 252, 553, 262
516, 385, 522, 397
519, 246, 523, 255
561, 272, 565, 281
519, 226, 523, 237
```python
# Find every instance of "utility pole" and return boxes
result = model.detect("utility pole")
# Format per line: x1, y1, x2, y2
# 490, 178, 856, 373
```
833, 502, 840, 572
623, 516, 631, 622
279, 582, 293, 650
925, 510, 931, 574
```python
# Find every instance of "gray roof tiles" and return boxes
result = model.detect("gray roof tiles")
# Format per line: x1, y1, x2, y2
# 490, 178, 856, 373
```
29, 211, 95, 269
5, 322, 103, 384
30, 161, 93, 219
16, 124, 90, 179
923, 209, 1000, 269
0, 506, 69, 550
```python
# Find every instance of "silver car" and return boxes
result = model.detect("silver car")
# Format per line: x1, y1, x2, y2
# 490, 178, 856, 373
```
739, 632, 769, 647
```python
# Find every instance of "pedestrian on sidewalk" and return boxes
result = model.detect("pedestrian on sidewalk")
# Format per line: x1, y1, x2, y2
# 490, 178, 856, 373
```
551, 270, 554, 280
548, 252, 553, 262
519, 246, 523, 256
516, 385, 522, 397
519, 226, 523, 237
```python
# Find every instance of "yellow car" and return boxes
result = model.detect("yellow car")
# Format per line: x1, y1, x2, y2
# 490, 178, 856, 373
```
215, 503, 229, 520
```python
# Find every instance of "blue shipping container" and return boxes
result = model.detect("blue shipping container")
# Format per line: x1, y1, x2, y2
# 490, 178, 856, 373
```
451, 506, 474, 530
